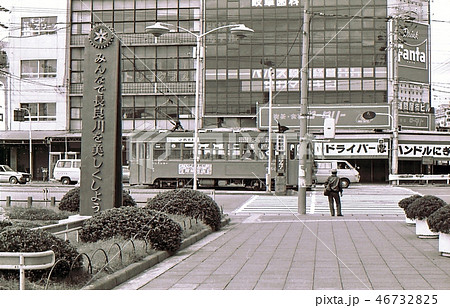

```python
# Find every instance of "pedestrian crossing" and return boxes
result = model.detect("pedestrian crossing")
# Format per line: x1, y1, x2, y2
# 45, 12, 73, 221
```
233, 185, 416, 215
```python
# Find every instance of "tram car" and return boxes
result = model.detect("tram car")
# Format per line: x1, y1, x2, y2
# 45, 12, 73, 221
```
128, 130, 314, 190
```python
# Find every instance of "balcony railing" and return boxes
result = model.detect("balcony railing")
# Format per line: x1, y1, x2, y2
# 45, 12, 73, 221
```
70, 82, 195, 95
71, 32, 196, 47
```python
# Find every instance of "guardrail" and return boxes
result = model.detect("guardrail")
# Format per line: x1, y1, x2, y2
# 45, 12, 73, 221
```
389, 174, 450, 185
1, 196, 58, 208
0, 250, 55, 290
32, 215, 91, 242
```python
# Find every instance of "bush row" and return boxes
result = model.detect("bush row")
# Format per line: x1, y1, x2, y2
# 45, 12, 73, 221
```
79, 207, 182, 253
398, 194, 450, 234
146, 189, 222, 231
0, 188, 222, 283
58, 187, 136, 212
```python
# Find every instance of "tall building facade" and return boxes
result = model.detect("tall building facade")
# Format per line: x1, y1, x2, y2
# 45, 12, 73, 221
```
1, 0, 70, 178
68, 0, 433, 132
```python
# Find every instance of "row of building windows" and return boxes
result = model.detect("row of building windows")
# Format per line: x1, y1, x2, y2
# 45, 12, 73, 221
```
20, 103, 56, 121
21, 60, 57, 79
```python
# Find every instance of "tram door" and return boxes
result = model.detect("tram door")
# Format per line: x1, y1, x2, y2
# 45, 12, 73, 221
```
130, 142, 153, 185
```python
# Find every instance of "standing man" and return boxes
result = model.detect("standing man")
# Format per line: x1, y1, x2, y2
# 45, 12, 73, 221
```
324, 169, 343, 216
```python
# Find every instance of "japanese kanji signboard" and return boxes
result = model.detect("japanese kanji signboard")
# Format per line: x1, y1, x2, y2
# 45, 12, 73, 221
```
399, 144, 450, 159
258, 105, 391, 130
80, 25, 122, 216
316, 141, 389, 158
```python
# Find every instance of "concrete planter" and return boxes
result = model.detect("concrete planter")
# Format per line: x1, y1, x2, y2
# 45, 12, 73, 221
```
439, 232, 450, 257
405, 216, 416, 225
416, 218, 438, 239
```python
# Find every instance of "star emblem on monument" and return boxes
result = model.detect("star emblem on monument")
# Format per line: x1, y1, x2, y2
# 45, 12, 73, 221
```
89, 24, 114, 49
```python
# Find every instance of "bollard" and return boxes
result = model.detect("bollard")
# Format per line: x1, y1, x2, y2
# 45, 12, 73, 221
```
51, 197, 56, 207
6, 196, 11, 207
27, 196, 32, 208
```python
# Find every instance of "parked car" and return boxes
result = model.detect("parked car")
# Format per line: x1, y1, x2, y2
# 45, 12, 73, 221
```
53, 159, 129, 184
0, 165, 31, 184
313, 160, 360, 188
122, 165, 130, 183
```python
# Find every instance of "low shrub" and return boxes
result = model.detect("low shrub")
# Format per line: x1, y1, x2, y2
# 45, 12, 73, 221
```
79, 207, 182, 253
6, 207, 69, 221
146, 189, 222, 231
0, 220, 12, 231
58, 187, 136, 212
0, 227, 82, 281
398, 194, 422, 210
404, 195, 447, 220
427, 205, 450, 234
58, 187, 80, 212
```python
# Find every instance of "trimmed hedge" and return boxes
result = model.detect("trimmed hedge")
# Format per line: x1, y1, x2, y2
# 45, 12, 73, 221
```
6, 207, 69, 221
146, 189, 222, 231
0, 227, 82, 281
404, 195, 447, 220
0, 220, 12, 231
427, 205, 450, 234
79, 207, 182, 253
58, 187, 136, 212
398, 194, 422, 210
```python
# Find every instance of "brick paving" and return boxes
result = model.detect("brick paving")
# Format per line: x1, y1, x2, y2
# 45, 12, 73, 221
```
116, 213, 450, 290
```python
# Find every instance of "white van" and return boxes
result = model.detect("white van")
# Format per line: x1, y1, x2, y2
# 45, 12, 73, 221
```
53, 159, 81, 185
313, 160, 360, 188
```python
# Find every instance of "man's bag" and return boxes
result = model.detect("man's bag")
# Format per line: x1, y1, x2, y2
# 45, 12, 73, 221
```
323, 188, 331, 196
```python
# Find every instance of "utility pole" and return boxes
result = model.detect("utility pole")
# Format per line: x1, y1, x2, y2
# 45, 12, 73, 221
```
298, 0, 310, 214
390, 17, 399, 179
267, 65, 274, 192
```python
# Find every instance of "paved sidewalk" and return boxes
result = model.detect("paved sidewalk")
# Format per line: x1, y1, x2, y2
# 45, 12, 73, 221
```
115, 214, 450, 290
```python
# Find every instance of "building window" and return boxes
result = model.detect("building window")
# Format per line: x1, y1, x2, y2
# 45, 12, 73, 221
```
21, 16, 57, 37
21, 60, 57, 78
20, 103, 56, 121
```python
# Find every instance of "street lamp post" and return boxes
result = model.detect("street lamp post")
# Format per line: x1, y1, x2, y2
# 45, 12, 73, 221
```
262, 60, 275, 192
146, 22, 254, 190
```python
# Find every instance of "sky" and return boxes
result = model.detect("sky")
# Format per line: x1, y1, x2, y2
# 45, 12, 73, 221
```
0, 0, 449, 106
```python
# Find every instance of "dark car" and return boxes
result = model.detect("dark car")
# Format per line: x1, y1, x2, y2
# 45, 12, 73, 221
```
0, 165, 31, 184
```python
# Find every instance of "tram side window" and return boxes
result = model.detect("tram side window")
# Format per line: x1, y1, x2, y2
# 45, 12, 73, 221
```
229, 143, 241, 160
183, 143, 193, 159
199, 143, 211, 160
168, 143, 182, 160
241, 143, 253, 160
212, 143, 225, 160
154, 143, 166, 161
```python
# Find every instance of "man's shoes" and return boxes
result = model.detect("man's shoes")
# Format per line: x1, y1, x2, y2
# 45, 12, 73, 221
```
337, 214, 344, 216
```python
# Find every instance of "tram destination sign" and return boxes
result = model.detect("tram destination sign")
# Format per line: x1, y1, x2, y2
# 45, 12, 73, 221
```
258, 105, 390, 130
80, 25, 122, 216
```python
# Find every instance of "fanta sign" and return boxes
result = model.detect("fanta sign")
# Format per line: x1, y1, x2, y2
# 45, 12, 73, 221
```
397, 22, 429, 83
398, 44, 426, 67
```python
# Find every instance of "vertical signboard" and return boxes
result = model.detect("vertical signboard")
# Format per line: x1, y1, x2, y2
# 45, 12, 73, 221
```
397, 21, 429, 83
80, 25, 122, 216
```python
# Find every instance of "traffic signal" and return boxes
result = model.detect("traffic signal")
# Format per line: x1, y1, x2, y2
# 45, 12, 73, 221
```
14, 109, 25, 121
